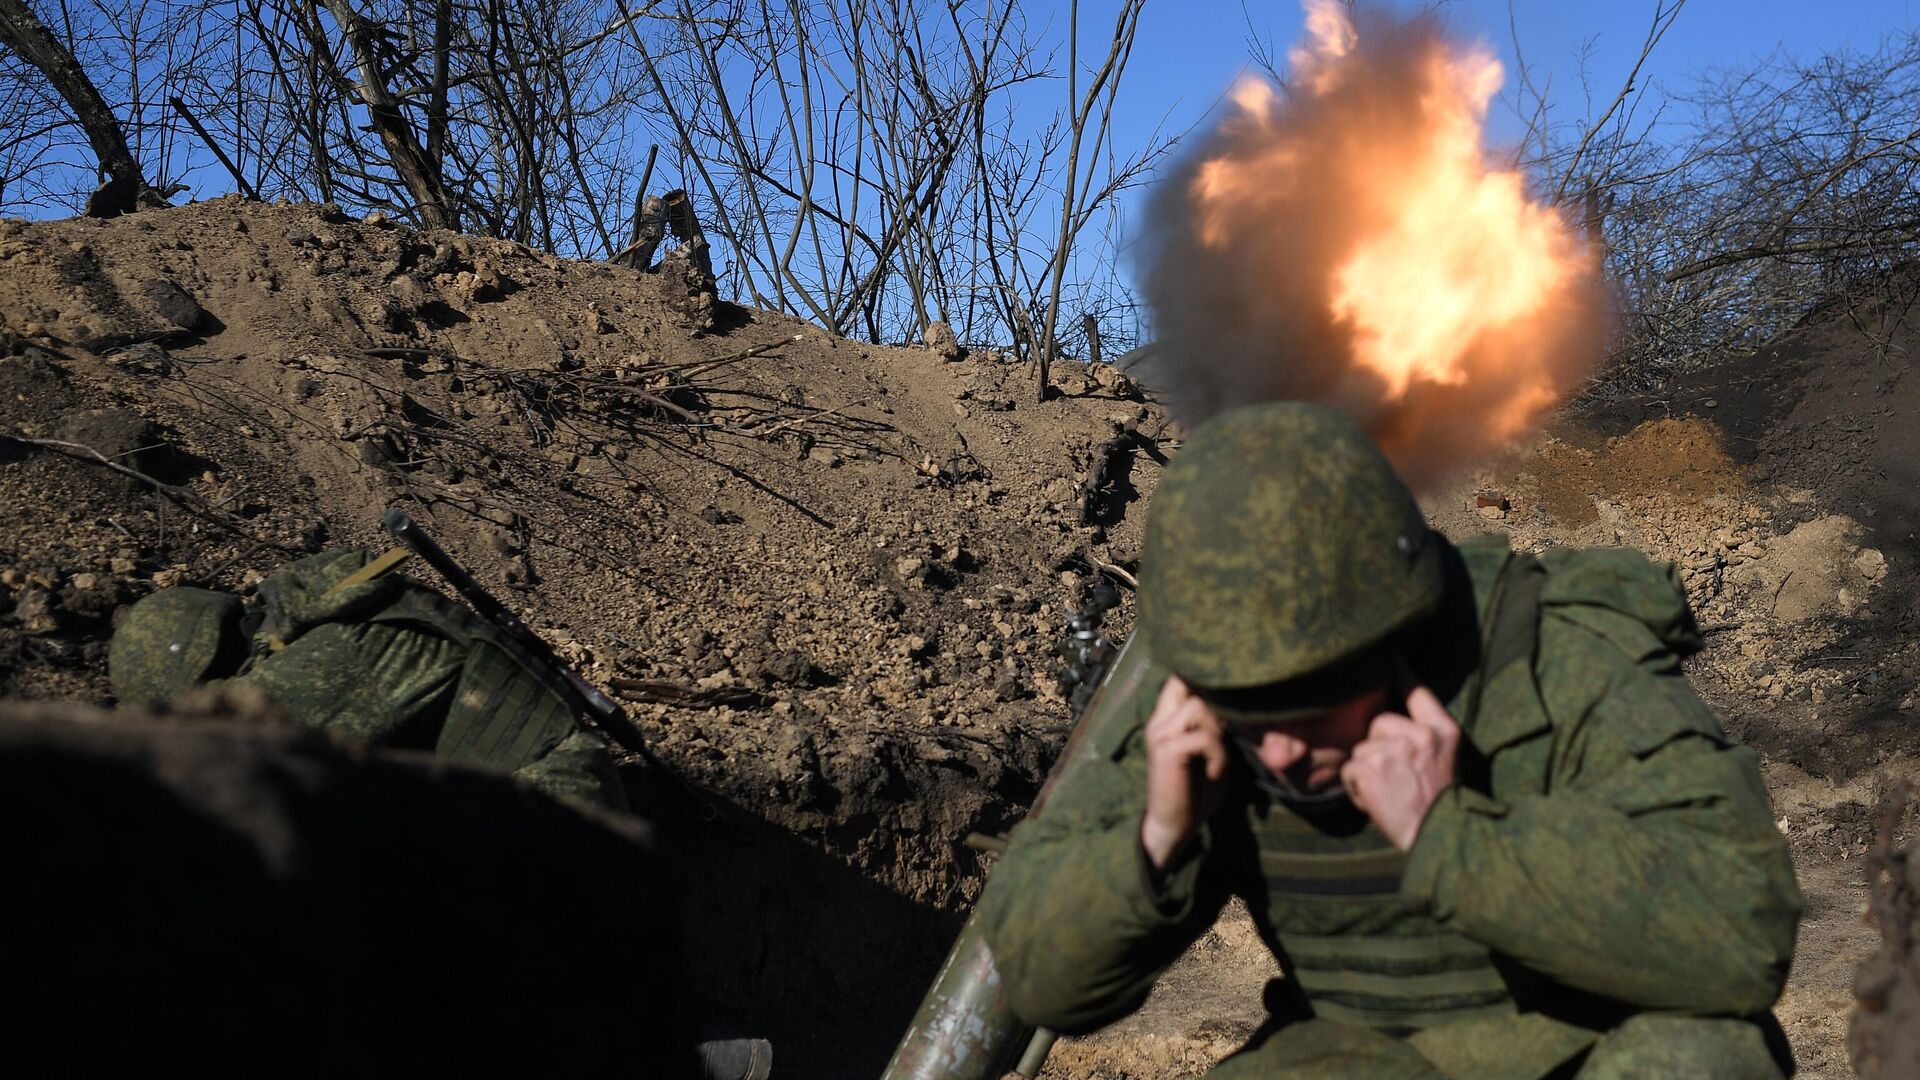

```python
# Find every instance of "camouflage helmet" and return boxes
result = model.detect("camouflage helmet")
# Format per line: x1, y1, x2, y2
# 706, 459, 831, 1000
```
1138, 402, 1444, 702
109, 588, 250, 708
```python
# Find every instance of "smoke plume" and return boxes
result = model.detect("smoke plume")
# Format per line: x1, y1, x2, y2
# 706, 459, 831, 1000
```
1131, 1, 1607, 491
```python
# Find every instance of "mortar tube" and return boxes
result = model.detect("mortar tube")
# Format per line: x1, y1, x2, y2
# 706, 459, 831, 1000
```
879, 633, 1157, 1080
877, 917, 1033, 1080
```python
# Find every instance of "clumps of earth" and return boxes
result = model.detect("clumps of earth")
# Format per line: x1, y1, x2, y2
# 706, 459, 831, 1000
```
1, 199, 1917, 1078
0, 198, 1158, 1075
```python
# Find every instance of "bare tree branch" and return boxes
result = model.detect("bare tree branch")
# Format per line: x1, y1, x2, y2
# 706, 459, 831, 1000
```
0, 0, 168, 215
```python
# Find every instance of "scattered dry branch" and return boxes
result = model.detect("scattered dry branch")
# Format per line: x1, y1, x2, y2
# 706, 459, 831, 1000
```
0, 429, 296, 551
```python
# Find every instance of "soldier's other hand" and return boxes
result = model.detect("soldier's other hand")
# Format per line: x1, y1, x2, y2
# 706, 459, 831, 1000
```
1341, 686, 1459, 852
1140, 676, 1229, 872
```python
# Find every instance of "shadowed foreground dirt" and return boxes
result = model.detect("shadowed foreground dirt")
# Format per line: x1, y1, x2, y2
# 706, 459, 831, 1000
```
0, 696, 691, 1073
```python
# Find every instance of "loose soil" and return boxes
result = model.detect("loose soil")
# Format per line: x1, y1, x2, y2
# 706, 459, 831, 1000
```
0, 198, 1154, 1076
1, 199, 1914, 1077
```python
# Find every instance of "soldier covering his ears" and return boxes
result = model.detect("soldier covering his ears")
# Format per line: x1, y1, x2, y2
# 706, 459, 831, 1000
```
976, 402, 1802, 1078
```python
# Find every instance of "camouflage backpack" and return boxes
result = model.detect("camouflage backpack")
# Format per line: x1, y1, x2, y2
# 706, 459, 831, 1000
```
110, 548, 623, 808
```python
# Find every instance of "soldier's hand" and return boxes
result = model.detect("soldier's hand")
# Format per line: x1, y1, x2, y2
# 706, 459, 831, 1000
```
1342, 686, 1459, 852
1140, 676, 1230, 872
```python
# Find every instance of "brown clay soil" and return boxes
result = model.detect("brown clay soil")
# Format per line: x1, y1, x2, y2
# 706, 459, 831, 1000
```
0, 199, 1915, 1077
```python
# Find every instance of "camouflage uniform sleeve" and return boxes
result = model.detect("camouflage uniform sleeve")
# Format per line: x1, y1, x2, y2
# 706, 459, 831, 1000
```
975, 720, 1230, 1034
511, 730, 628, 811
1401, 608, 1802, 1014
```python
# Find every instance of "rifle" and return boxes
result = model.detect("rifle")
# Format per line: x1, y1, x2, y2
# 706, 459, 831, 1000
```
881, 626, 1157, 1080
381, 508, 653, 760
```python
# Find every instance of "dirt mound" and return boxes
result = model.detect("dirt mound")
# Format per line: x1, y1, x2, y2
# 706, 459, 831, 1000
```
0, 198, 1165, 1074
1529, 416, 1744, 528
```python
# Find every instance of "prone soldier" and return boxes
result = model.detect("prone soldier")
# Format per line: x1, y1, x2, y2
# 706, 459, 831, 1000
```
108, 544, 626, 808
106, 536, 772, 1079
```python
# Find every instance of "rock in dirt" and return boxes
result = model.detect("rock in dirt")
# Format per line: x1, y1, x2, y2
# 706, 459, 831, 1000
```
47, 259, 214, 351
761, 649, 821, 688
127, 276, 213, 335
993, 669, 1026, 702
9, 587, 58, 634
923, 320, 964, 362
1089, 361, 1140, 400
50, 408, 190, 488
57, 573, 122, 620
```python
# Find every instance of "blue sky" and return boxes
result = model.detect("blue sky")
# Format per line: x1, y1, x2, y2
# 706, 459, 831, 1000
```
1093, 0, 1916, 222
1112, 0, 1915, 141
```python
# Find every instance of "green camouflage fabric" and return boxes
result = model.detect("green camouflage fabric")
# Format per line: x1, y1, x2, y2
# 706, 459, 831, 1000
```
1140, 403, 1445, 690
232, 548, 467, 748
435, 639, 579, 774
512, 730, 627, 808
108, 587, 249, 708
976, 532, 1802, 1079
110, 548, 623, 811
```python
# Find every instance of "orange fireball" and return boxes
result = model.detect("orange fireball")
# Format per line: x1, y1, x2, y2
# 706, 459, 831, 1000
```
1139, 0, 1605, 488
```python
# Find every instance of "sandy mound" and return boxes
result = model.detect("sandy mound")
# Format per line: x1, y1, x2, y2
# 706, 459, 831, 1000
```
0, 198, 1163, 1075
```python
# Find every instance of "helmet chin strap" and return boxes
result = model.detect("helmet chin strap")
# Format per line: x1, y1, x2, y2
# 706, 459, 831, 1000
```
1232, 734, 1350, 811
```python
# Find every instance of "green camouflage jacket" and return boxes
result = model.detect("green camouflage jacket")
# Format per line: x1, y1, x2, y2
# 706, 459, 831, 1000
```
111, 548, 624, 810
976, 536, 1801, 1078
235, 548, 625, 808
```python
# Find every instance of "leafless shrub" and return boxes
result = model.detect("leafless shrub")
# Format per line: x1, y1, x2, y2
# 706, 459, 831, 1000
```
1508, 3, 1920, 398
0, 0, 1169, 389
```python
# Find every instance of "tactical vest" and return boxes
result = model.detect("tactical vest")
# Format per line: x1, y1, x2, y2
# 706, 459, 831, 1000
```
1239, 534, 1693, 1036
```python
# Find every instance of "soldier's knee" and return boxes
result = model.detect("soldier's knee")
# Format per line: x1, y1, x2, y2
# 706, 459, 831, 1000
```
1207, 1018, 1446, 1079
1575, 1013, 1791, 1079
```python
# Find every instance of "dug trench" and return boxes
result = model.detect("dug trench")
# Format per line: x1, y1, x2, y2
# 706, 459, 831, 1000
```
0, 201, 1915, 1077
0, 199, 1154, 1076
